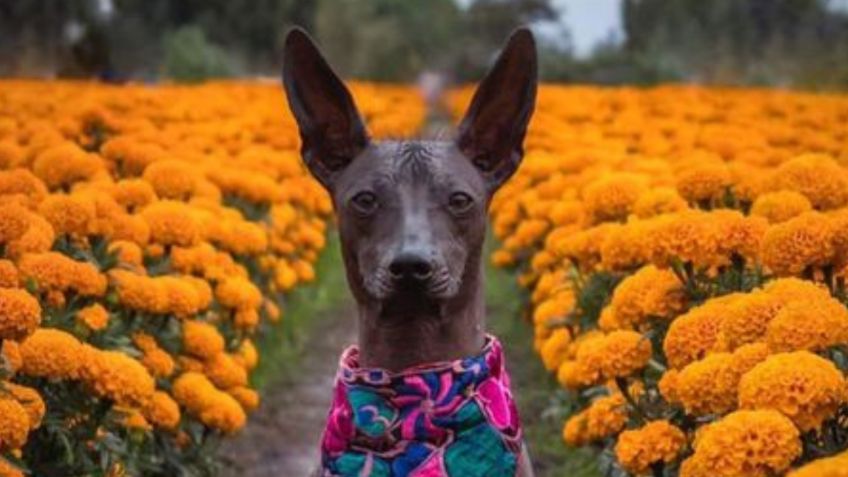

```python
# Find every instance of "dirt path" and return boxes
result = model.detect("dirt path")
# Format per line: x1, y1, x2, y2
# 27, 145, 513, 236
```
220, 297, 357, 477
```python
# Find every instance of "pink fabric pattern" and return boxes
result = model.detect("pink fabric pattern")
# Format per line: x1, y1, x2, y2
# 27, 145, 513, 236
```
319, 335, 523, 477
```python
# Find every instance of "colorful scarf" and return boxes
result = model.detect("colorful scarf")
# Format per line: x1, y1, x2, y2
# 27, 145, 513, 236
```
320, 335, 523, 477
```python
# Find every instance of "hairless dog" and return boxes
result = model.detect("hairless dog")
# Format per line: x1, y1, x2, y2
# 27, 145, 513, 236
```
282, 27, 537, 477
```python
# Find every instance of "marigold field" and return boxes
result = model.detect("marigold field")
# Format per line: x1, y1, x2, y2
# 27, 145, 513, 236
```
450, 85, 848, 476
0, 80, 423, 476
4, 79, 848, 477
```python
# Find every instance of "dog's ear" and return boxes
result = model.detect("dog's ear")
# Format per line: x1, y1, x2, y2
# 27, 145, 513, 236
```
456, 28, 537, 192
282, 27, 369, 189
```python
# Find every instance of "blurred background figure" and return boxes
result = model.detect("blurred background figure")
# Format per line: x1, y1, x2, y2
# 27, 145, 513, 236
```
2, 0, 848, 88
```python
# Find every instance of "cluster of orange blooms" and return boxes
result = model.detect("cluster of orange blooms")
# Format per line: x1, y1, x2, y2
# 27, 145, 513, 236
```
451, 84, 848, 476
0, 80, 423, 476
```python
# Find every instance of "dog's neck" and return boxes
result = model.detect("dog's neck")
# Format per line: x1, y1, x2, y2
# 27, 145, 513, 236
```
355, 261, 487, 372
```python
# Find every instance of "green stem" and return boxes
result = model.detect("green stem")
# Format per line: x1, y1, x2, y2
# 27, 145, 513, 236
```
648, 359, 667, 373
615, 376, 646, 424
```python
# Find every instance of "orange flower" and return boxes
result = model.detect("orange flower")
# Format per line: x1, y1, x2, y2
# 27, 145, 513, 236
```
0, 288, 41, 341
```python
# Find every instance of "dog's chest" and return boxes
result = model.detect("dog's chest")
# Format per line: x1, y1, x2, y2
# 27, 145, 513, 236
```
319, 336, 523, 477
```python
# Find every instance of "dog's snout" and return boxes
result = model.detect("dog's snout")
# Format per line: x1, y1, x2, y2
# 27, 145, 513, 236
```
388, 253, 433, 281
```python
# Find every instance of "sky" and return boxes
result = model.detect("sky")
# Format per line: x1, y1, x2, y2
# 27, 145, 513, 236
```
537, 0, 624, 58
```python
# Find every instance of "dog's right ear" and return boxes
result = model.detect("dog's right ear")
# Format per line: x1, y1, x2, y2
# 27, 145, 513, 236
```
282, 27, 369, 189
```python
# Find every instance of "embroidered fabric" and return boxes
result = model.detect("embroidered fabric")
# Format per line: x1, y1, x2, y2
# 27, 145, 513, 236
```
319, 335, 523, 477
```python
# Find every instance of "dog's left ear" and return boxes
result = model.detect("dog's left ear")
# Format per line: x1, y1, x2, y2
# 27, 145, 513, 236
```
282, 27, 369, 190
457, 28, 537, 192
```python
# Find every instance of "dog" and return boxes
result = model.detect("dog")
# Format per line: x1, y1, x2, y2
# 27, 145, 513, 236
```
282, 27, 537, 477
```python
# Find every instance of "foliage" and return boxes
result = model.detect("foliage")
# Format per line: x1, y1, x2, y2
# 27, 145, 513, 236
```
162, 27, 234, 83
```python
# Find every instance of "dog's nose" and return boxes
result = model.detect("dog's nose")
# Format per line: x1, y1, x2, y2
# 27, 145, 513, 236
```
388, 253, 433, 281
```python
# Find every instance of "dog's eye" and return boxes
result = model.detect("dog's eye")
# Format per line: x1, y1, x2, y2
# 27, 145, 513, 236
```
448, 192, 474, 214
350, 191, 378, 215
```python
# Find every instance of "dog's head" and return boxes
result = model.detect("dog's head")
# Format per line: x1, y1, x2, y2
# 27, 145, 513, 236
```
282, 28, 536, 318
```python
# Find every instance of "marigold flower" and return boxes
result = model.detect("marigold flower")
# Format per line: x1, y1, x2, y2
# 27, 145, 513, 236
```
675, 352, 738, 416
204, 352, 248, 390
647, 211, 721, 268
615, 420, 686, 475
532, 291, 574, 327
1, 341, 22, 375
5, 384, 46, 430
140, 347, 176, 379
0, 168, 47, 210
206, 219, 268, 256
144, 391, 181, 430
31, 142, 105, 190
227, 386, 260, 412
18, 252, 107, 297
682, 410, 800, 477
610, 265, 686, 329
0, 202, 36, 246
76, 303, 109, 331
556, 223, 620, 271
0, 288, 41, 341
582, 173, 648, 223
762, 276, 832, 303
557, 360, 600, 390
664, 295, 739, 369
766, 297, 848, 352
674, 344, 767, 416
292, 259, 315, 282
109, 269, 160, 311
788, 450, 848, 477
200, 391, 248, 434
632, 187, 688, 219
107, 240, 143, 268
215, 277, 262, 311
0, 397, 30, 451
540, 328, 572, 372
19, 328, 85, 379
158, 276, 206, 319
101, 137, 165, 176
719, 291, 783, 350
739, 351, 845, 432
658, 369, 680, 404
263, 300, 282, 323
111, 179, 157, 211
769, 153, 848, 210
177, 355, 206, 373
712, 210, 768, 262
0, 260, 18, 288
80, 347, 156, 407
172, 372, 246, 434
0, 456, 24, 477
675, 161, 732, 203
579, 330, 652, 380
557, 335, 605, 389
235, 339, 258, 371
141, 200, 203, 247
37, 193, 96, 237
600, 219, 652, 270
761, 212, 835, 276
182, 320, 225, 360
0, 204, 55, 259
142, 160, 201, 200
750, 190, 812, 224
106, 213, 151, 246
566, 395, 627, 445
233, 307, 258, 329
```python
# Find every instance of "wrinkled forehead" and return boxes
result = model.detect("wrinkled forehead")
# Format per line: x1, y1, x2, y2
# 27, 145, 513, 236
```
335, 140, 486, 195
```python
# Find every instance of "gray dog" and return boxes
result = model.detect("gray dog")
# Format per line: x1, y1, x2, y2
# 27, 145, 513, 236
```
282, 27, 537, 477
